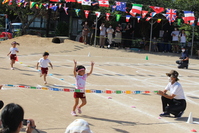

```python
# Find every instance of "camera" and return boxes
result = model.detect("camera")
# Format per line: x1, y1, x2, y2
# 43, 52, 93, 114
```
23, 119, 30, 126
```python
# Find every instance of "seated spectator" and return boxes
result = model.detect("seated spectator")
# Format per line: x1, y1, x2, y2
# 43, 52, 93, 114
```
0, 103, 36, 133
65, 119, 93, 133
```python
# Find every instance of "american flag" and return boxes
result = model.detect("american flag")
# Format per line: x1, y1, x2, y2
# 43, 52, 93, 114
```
166, 9, 177, 23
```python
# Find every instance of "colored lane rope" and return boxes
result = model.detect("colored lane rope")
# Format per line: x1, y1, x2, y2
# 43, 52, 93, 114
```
3, 84, 159, 94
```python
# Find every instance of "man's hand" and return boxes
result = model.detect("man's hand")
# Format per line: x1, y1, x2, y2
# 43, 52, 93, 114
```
157, 90, 164, 96
91, 61, 94, 66
26, 119, 36, 133
74, 60, 77, 65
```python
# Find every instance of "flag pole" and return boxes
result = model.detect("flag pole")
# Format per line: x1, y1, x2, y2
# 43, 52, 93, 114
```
149, 20, 156, 52
191, 25, 195, 57
94, 16, 98, 47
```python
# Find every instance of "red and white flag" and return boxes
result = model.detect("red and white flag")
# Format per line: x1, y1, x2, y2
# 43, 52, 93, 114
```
106, 13, 110, 21
189, 20, 195, 25
146, 17, 152, 21
184, 11, 195, 21
84, 10, 90, 18
182, 17, 189, 24
149, 6, 164, 14
95, 11, 101, 18
197, 18, 199, 26
77, 0, 82, 3
142, 10, 148, 18
50, 0, 60, 2
59, 3, 62, 8
98, 0, 109, 7
65, 0, 76, 2
63, 7, 68, 15
129, 10, 136, 17
126, 15, 131, 22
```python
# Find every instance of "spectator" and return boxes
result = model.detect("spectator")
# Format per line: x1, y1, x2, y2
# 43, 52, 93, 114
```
106, 25, 114, 48
65, 119, 93, 133
196, 50, 199, 59
89, 22, 96, 46
179, 29, 186, 48
176, 47, 189, 69
171, 28, 180, 53
114, 24, 122, 48
152, 37, 159, 52
140, 37, 147, 50
158, 70, 186, 118
0, 103, 36, 133
82, 22, 89, 45
99, 23, 106, 48
124, 23, 133, 48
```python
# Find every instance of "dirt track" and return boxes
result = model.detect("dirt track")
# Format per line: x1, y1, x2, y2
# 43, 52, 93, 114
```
0, 35, 199, 133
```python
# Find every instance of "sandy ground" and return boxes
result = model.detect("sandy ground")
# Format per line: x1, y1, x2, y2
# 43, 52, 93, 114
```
0, 35, 199, 133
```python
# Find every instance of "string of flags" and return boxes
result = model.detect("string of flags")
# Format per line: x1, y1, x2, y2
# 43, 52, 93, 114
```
3, 84, 159, 94
2, 0, 199, 26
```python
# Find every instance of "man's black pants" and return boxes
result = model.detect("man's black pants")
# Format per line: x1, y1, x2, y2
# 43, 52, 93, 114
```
161, 96, 186, 116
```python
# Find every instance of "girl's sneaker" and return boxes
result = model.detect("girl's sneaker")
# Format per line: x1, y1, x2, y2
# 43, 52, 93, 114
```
71, 111, 77, 116
77, 108, 82, 114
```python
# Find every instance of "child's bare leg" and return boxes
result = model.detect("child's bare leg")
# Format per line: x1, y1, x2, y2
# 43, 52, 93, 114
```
0, 85, 2, 89
43, 74, 47, 84
73, 98, 79, 111
79, 98, 87, 108
10, 60, 14, 68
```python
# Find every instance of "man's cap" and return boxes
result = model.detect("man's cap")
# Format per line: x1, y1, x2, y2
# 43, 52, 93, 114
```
166, 70, 179, 78
11, 41, 19, 45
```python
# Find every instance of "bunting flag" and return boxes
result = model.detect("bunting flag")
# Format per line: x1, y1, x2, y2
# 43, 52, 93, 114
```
197, 18, 199, 26
177, 19, 181, 26
146, 17, 152, 21
65, 0, 76, 2
42, 3, 49, 9
126, 15, 131, 22
77, 0, 82, 3
63, 7, 68, 15
115, 1, 126, 12
17, 2, 22, 7
131, 4, 142, 14
74, 9, 81, 16
95, 11, 101, 18
106, 13, 110, 21
50, 0, 60, 2
142, 10, 148, 18
150, 12, 156, 17
50, 4, 58, 11
190, 20, 195, 26
116, 14, 121, 22
184, 11, 195, 21
2, 0, 9, 4
157, 19, 161, 23
149, 6, 164, 14
111, 5, 116, 12
92, 1, 98, 6
129, 10, 136, 17
165, 9, 177, 24
84, 10, 90, 18
35, 4, 38, 9
98, 0, 109, 7
8, 0, 12, 5
30, 1, 36, 9
59, 3, 62, 8
182, 17, 189, 24
137, 16, 141, 23
39, 3, 43, 8
82, 0, 91, 6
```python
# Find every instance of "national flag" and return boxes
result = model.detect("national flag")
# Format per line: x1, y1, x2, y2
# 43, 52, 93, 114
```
182, 17, 189, 24
50, 4, 58, 11
165, 9, 177, 23
95, 11, 101, 18
30, 1, 36, 9
59, 3, 62, 8
111, 5, 116, 12
98, 0, 109, 7
8, 0, 12, 5
157, 19, 161, 23
42, 3, 49, 9
84, 10, 90, 18
92, 1, 98, 6
150, 12, 156, 17
35, 4, 38, 9
24, 2, 28, 7
82, 0, 91, 6
129, 10, 136, 17
65, 0, 76, 2
39, 3, 43, 8
63, 7, 68, 15
50, 0, 60, 2
142, 10, 148, 18
197, 18, 199, 26
106, 13, 110, 21
146, 17, 152, 21
189, 20, 195, 26
115, 1, 126, 12
116, 14, 121, 22
74, 9, 80, 16
149, 6, 164, 14
184, 11, 195, 21
177, 19, 181, 26
17, 2, 22, 7
137, 16, 141, 23
2, 0, 9, 4
131, 4, 142, 14
77, 0, 82, 3
126, 15, 131, 22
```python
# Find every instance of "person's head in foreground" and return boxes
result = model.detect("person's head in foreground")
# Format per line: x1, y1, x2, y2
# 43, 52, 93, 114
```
11, 41, 19, 48
76, 65, 86, 76
65, 119, 93, 133
0, 100, 4, 110
166, 70, 179, 83
0, 103, 35, 133
43, 52, 49, 59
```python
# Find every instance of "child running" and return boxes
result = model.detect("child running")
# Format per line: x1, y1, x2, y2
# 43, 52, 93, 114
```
71, 60, 94, 116
36, 52, 53, 84
7, 41, 19, 70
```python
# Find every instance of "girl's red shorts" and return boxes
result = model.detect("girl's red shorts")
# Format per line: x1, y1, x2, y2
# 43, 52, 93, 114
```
74, 92, 86, 98
41, 67, 48, 74
10, 54, 16, 60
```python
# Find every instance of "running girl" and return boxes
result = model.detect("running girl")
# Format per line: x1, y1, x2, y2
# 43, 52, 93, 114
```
71, 60, 94, 116
7, 41, 19, 70
36, 52, 53, 84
